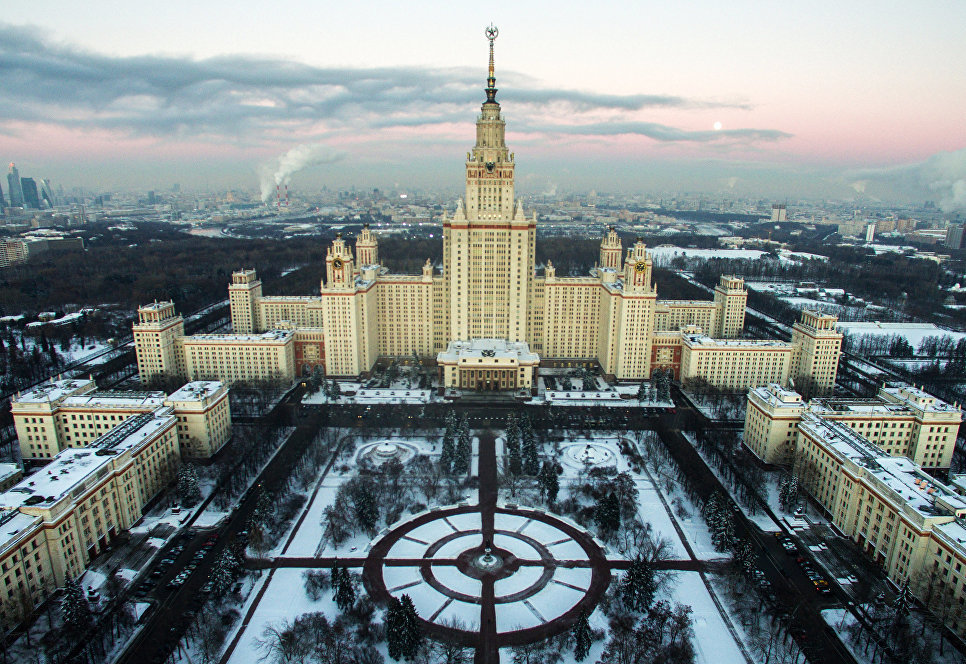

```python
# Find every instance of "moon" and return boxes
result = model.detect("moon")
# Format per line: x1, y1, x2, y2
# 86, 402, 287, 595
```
713, 121, 723, 131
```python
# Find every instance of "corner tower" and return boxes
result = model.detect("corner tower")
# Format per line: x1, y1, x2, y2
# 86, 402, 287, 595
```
443, 25, 536, 343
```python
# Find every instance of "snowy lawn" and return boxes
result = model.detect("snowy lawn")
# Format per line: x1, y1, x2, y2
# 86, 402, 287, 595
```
667, 572, 746, 664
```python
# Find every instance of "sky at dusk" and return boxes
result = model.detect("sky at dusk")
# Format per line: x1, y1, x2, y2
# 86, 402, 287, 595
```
2, 0, 965, 206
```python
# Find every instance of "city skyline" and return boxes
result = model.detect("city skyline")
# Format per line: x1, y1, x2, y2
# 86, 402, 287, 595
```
1, 1, 965, 208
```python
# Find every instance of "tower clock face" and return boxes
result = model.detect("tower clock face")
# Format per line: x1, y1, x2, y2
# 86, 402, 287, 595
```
485, 161, 495, 173
332, 258, 344, 270
635, 261, 647, 273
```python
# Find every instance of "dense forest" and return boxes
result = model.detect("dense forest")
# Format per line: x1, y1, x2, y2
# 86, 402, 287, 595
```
0, 223, 326, 315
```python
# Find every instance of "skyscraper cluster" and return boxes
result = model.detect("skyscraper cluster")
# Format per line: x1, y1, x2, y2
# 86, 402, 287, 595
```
3, 163, 55, 212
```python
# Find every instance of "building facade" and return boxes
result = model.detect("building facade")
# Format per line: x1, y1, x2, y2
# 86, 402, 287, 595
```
12, 378, 231, 461
134, 35, 841, 395
744, 382, 963, 468
0, 410, 180, 626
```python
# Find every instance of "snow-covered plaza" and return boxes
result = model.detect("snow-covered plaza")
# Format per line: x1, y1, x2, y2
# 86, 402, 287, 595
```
221, 427, 750, 664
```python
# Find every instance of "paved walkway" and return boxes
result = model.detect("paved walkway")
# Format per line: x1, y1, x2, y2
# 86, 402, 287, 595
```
360, 432, 611, 664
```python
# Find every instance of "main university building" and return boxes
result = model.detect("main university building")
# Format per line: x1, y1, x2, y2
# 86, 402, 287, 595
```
134, 37, 842, 395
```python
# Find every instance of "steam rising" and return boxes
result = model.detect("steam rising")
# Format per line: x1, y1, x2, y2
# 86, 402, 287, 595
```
259, 144, 346, 202
848, 148, 966, 213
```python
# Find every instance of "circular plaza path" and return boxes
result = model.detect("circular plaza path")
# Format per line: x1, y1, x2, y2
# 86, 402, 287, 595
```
362, 433, 611, 664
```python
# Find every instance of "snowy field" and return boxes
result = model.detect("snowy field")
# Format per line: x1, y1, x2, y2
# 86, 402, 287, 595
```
836, 321, 966, 346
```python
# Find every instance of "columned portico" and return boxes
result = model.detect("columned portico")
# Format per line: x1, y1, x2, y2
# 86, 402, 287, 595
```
437, 339, 539, 392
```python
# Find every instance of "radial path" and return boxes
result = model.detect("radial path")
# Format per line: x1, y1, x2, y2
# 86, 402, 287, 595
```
477, 432, 498, 664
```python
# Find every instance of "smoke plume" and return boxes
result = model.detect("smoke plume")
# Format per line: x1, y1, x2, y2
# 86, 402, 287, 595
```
259, 143, 346, 202
847, 148, 966, 213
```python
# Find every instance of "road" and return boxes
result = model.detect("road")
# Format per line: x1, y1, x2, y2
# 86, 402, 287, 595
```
119, 390, 861, 664
117, 390, 318, 664
658, 398, 856, 664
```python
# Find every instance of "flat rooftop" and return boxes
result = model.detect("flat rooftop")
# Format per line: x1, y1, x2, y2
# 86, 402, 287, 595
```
61, 390, 166, 410
0, 410, 175, 510
183, 330, 293, 343
14, 378, 95, 404
166, 381, 224, 402
799, 414, 966, 517
0, 510, 42, 557
683, 334, 791, 349
438, 339, 539, 363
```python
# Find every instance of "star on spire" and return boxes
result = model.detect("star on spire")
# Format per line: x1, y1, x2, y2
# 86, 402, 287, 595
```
484, 24, 499, 104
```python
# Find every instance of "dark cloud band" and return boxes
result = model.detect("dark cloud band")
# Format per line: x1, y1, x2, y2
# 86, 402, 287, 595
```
0, 24, 788, 146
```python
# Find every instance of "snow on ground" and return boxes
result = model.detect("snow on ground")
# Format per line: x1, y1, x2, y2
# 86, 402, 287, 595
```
648, 247, 770, 263
284, 479, 349, 557
683, 433, 781, 533
822, 609, 873, 664
433, 565, 482, 596
498, 606, 609, 664
632, 475, 690, 559
494, 566, 543, 597
836, 321, 966, 346
193, 507, 229, 528
668, 572, 746, 664
226, 569, 339, 664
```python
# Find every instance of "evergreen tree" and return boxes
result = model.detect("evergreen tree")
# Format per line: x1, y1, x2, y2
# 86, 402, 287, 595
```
572, 609, 592, 662
441, 411, 458, 472
385, 596, 404, 661
210, 549, 239, 596
594, 492, 621, 535
350, 480, 379, 533
440, 430, 455, 474
328, 380, 342, 398
520, 415, 538, 475
335, 569, 356, 612
538, 461, 560, 504
505, 428, 521, 476
330, 560, 341, 591
61, 577, 93, 636
176, 463, 202, 506
545, 464, 559, 504
399, 594, 423, 660
621, 557, 656, 612
453, 418, 471, 475
636, 381, 647, 403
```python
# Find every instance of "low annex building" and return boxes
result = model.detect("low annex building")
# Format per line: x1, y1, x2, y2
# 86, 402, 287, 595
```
0, 410, 180, 625
744, 382, 962, 468
12, 378, 231, 461
133, 36, 842, 397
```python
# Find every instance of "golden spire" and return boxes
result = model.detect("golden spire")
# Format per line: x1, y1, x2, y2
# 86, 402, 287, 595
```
484, 24, 499, 103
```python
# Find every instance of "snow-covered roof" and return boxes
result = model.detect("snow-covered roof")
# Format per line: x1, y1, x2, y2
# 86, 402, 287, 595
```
183, 330, 293, 343
683, 334, 791, 349
61, 390, 166, 410
0, 411, 175, 510
14, 378, 96, 405
0, 511, 42, 557
799, 414, 966, 518
437, 339, 539, 364
0, 464, 21, 482
165, 381, 224, 402
748, 384, 804, 408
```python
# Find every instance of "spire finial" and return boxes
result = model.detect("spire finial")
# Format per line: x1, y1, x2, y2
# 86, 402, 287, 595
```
484, 24, 499, 103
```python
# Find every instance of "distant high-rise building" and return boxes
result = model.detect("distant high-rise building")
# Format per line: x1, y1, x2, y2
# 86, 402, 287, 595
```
946, 224, 966, 250
770, 203, 787, 222
864, 221, 876, 243
39, 178, 55, 208
20, 177, 40, 209
147, 190, 157, 205
7, 163, 24, 208
0, 179, 6, 209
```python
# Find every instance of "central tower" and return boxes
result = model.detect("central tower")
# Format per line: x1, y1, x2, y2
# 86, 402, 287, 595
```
444, 25, 536, 343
